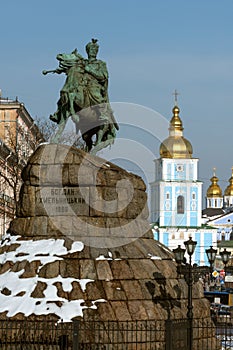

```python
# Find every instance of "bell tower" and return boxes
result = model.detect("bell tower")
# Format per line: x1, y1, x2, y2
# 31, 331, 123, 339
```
150, 102, 202, 227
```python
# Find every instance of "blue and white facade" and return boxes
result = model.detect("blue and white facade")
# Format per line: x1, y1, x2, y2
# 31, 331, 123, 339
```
151, 158, 202, 227
150, 104, 217, 265
208, 212, 233, 241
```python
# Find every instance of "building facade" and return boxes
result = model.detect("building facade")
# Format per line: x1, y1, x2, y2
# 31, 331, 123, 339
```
203, 168, 233, 243
0, 96, 42, 236
150, 103, 217, 265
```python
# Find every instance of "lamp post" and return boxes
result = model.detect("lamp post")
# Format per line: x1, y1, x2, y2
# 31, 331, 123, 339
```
173, 245, 186, 264
220, 248, 231, 275
173, 237, 197, 350
205, 246, 217, 282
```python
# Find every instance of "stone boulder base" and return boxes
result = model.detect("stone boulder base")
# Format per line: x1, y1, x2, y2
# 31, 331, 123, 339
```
0, 144, 216, 348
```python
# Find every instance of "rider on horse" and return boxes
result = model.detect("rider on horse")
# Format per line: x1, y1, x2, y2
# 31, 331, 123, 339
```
43, 39, 118, 152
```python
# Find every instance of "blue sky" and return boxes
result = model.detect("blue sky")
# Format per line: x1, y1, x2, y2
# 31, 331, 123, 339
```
1, 0, 233, 201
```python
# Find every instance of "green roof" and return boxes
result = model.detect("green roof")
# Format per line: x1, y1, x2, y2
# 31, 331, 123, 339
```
218, 241, 233, 248
150, 223, 216, 230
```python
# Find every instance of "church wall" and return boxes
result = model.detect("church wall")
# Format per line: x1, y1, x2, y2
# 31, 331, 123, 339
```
159, 158, 199, 182
190, 214, 198, 226
151, 156, 202, 226
194, 232, 201, 264
206, 196, 223, 209
153, 227, 217, 265
224, 196, 233, 207
153, 181, 202, 227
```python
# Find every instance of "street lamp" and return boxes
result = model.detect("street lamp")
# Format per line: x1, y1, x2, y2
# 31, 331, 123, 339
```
184, 237, 197, 257
173, 245, 186, 264
220, 248, 231, 274
173, 237, 197, 350
205, 246, 217, 281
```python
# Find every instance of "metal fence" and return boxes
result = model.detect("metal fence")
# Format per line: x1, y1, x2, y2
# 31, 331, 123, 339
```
0, 318, 231, 349
0, 319, 164, 350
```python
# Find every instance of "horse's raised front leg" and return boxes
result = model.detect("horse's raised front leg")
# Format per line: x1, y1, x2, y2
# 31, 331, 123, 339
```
82, 132, 93, 152
95, 123, 108, 146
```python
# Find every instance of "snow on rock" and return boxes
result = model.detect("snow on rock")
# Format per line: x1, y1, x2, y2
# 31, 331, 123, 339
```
0, 234, 105, 322
96, 255, 112, 261
0, 234, 84, 265
95, 251, 121, 261
148, 253, 162, 260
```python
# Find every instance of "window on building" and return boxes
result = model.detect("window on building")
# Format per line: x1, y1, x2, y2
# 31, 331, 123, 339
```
192, 193, 196, 200
191, 201, 196, 211
166, 192, 170, 199
177, 195, 184, 214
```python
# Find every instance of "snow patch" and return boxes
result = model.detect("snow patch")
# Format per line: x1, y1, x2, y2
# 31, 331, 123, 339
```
148, 253, 162, 260
0, 235, 103, 321
95, 252, 121, 261
96, 255, 112, 261
0, 235, 84, 266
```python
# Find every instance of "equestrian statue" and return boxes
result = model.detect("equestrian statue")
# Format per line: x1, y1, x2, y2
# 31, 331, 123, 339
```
42, 39, 119, 153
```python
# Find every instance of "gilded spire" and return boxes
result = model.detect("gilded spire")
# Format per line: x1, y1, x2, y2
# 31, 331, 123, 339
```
224, 167, 233, 196
207, 168, 222, 197
170, 90, 183, 133
169, 104, 184, 133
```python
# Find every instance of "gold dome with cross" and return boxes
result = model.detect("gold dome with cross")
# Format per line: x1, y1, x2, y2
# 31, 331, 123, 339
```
206, 168, 222, 197
224, 167, 233, 196
159, 91, 193, 159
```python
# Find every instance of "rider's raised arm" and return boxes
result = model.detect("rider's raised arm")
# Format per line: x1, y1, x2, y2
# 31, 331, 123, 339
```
42, 67, 64, 75
54, 67, 64, 74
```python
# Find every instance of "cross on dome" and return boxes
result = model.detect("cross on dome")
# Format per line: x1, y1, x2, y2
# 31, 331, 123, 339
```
172, 89, 180, 105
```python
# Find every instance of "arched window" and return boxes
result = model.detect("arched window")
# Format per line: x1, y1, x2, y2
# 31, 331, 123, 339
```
177, 195, 184, 214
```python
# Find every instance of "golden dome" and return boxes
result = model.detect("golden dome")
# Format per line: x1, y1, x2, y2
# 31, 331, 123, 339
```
207, 170, 222, 197
159, 105, 193, 159
224, 167, 233, 196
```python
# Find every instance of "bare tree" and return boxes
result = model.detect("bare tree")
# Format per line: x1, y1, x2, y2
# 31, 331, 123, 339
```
0, 121, 43, 234
35, 116, 84, 148
0, 121, 42, 204
34, 117, 57, 142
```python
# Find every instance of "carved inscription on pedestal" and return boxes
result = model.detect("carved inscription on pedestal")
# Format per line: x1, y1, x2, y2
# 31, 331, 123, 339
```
35, 187, 90, 216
